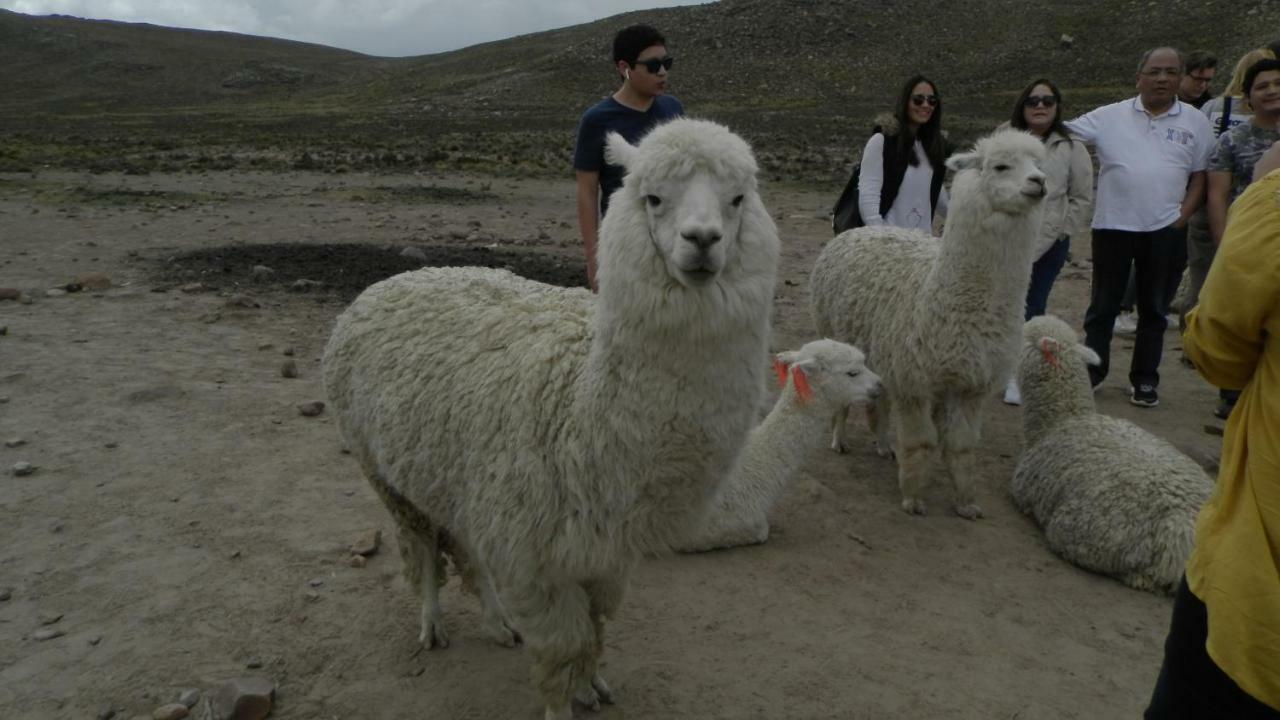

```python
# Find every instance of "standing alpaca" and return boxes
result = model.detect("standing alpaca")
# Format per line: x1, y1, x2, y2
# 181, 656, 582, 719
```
323, 119, 780, 720
811, 128, 1047, 519
676, 339, 883, 553
1012, 315, 1211, 594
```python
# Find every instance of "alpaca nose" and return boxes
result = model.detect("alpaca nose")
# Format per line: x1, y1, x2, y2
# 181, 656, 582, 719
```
681, 228, 722, 250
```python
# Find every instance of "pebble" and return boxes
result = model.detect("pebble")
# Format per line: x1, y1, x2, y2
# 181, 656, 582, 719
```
282, 346, 295, 357
32, 627, 64, 641
400, 246, 427, 261
105, 442, 119, 449
0, 288, 21, 301
75, 272, 112, 291
0, 325, 7, 335
305, 590, 321, 602
245, 659, 263, 669
210, 677, 274, 720
297, 401, 325, 417
257, 343, 275, 351
350, 529, 381, 557
179, 282, 207, 293
38, 611, 63, 625
290, 279, 322, 292
96, 708, 116, 720
89, 634, 102, 645
5, 438, 25, 448
225, 294, 261, 309
249, 265, 275, 282
12, 461, 36, 476
308, 577, 325, 588
45, 288, 68, 298
280, 360, 298, 379
0, 587, 11, 601
177, 688, 200, 708
150, 703, 188, 720
348, 554, 367, 568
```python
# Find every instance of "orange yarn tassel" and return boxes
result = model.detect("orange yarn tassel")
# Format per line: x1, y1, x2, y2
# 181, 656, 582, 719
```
772, 358, 789, 388
1040, 338, 1061, 369
791, 366, 813, 404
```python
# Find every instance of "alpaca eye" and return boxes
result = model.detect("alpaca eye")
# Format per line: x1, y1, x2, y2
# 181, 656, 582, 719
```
731, 195, 744, 207
645, 195, 662, 207
994, 164, 1011, 171
845, 371, 860, 378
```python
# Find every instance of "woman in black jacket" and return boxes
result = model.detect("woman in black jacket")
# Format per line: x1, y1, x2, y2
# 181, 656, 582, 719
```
856, 74, 950, 231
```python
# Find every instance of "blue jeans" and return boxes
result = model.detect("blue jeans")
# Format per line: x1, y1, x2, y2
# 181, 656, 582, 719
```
1025, 236, 1070, 320
1083, 225, 1187, 389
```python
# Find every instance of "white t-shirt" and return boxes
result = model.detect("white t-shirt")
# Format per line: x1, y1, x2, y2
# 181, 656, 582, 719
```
1065, 96, 1214, 232
857, 134, 947, 232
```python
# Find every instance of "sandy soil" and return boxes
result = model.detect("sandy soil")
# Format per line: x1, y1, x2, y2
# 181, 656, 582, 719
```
0, 168, 1225, 719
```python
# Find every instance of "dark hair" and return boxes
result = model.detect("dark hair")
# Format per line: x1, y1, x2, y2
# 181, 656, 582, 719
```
1268, 39, 1280, 58
612, 24, 666, 67
1184, 50, 1218, 73
1137, 46, 1184, 74
1243, 58, 1280, 98
892, 74, 946, 169
1010, 78, 1070, 140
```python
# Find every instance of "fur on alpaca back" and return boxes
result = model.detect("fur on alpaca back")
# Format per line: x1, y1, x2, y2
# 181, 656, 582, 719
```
1011, 315, 1213, 595
323, 121, 780, 588
811, 161, 1040, 399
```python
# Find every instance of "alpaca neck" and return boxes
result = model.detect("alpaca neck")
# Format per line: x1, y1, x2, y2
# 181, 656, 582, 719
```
927, 192, 1039, 323
1021, 366, 1096, 445
728, 386, 831, 516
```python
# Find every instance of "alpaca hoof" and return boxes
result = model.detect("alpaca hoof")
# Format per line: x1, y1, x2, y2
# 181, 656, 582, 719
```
830, 438, 849, 454
488, 621, 521, 648
875, 442, 896, 460
574, 685, 601, 712
900, 498, 927, 515
592, 673, 615, 705
418, 621, 450, 650
954, 503, 984, 520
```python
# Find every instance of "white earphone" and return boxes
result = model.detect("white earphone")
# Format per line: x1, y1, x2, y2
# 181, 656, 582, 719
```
624, 68, 631, 80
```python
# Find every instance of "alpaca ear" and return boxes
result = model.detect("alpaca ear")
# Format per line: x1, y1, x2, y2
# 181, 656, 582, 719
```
1078, 344, 1102, 367
775, 350, 797, 365
946, 151, 981, 172
605, 132, 639, 169
1038, 337, 1062, 369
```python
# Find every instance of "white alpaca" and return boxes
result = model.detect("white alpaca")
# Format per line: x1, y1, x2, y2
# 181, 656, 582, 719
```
1012, 315, 1212, 594
811, 128, 1047, 519
676, 339, 883, 553
322, 118, 780, 720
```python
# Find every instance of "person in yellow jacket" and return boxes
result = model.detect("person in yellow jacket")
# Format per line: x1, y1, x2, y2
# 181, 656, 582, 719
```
1145, 142, 1280, 718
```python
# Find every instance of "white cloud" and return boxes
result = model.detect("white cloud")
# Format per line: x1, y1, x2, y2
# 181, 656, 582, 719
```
1, 0, 712, 56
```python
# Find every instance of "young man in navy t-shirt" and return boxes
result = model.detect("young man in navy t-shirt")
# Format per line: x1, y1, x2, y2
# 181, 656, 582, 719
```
573, 24, 684, 291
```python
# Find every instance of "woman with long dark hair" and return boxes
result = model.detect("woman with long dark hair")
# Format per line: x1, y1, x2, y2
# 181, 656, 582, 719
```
856, 75, 951, 231
1002, 78, 1093, 405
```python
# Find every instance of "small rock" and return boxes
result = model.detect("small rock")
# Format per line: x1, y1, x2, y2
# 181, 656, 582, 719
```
400, 246, 427, 261
230, 550, 242, 559
280, 360, 298, 379
38, 611, 63, 625
179, 282, 207, 294
75, 272, 112, 291
210, 677, 274, 720
290, 279, 322, 292
249, 265, 275, 282
0, 588, 11, 601
305, 590, 321, 602
32, 627, 64, 641
1059, 33, 1075, 48
297, 400, 325, 417
96, 707, 116, 720
177, 689, 200, 709
45, 288, 68, 298
5, 438, 25, 448
308, 577, 325, 588
12, 461, 36, 476
348, 554, 367, 568
350, 529, 382, 557
245, 659, 263, 669
0, 325, 7, 335
151, 703, 188, 720
105, 442, 119, 449
0, 288, 21, 301
225, 294, 261, 309
257, 343, 275, 351
282, 346, 295, 357
88, 634, 102, 645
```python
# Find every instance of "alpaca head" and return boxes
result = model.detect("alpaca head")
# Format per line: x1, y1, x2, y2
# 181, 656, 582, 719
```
605, 118, 764, 288
946, 128, 1047, 215
775, 339, 883, 409
1018, 314, 1101, 407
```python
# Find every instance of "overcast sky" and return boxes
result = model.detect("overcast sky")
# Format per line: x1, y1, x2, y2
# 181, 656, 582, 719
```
1, 0, 714, 57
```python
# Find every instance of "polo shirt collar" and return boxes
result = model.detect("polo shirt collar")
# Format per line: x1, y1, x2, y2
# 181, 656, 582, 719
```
1132, 95, 1183, 117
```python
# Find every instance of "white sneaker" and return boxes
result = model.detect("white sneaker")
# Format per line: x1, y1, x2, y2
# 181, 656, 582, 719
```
1114, 311, 1137, 335
1003, 379, 1022, 406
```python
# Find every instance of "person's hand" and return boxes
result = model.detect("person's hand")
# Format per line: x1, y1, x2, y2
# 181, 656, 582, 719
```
1172, 217, 1188, 230
1254, 141, 1280, 182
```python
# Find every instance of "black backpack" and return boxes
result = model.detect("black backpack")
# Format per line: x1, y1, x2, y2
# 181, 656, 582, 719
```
831, 164, 863, 235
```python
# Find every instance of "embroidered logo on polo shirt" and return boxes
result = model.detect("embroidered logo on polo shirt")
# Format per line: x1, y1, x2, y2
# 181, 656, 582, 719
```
1164, 128, 1195, 146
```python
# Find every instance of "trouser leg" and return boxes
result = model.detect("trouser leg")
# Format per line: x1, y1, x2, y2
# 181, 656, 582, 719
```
1131, 224, 1187, 389
1083, 229, 1135, 387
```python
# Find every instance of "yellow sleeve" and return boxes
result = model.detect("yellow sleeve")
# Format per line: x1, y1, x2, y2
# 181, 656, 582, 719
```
1183, 170, 1280, 390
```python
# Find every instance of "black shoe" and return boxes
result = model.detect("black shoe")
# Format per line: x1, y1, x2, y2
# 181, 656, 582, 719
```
1130, 384, 1159, 408
1213, 398, 1235, 420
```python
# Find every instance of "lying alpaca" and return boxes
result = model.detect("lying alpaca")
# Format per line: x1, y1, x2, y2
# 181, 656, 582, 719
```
676, 339, 882, 553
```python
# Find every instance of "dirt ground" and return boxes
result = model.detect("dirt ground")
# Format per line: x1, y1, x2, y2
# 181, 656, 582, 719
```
0, 168, 1225, 719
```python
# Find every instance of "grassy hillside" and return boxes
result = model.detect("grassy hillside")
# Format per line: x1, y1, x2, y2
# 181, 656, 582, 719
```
0, 1, 1274, 182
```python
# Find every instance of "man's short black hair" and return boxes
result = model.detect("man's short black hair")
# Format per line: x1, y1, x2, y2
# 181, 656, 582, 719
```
1184, 50, 1218, 73
1243, 58, 1280, 97
613, 24, 666, 66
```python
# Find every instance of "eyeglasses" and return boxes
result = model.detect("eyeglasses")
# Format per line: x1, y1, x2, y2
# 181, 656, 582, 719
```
632, 56, 674, 73
1023, 95, 1058, 108
1140, 68, 1181, 78
910, 94, 938, 107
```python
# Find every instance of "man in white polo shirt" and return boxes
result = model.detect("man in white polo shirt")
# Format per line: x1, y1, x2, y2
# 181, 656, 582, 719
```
1066, 47, 1214, 408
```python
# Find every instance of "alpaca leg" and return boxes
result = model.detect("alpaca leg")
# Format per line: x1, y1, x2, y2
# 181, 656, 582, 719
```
477, 565, 521, 648
503, 582, 596, 720
829, 405, 850, 453
941, 398, 985, 520
867, 393, 895, 459
396, 525, 450, 649
573, 577, 626, 709
893, 397, 936, 515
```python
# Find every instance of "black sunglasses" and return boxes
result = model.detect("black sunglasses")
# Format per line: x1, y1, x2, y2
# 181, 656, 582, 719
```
1024, 94, 1058, 108
633, 56, 674, 73
910, 94, 938, 107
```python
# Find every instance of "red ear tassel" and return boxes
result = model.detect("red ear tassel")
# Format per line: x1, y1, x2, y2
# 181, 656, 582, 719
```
772, 358, 789, 388
1039, 338, 1061, 369
791, 366, 813, 404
